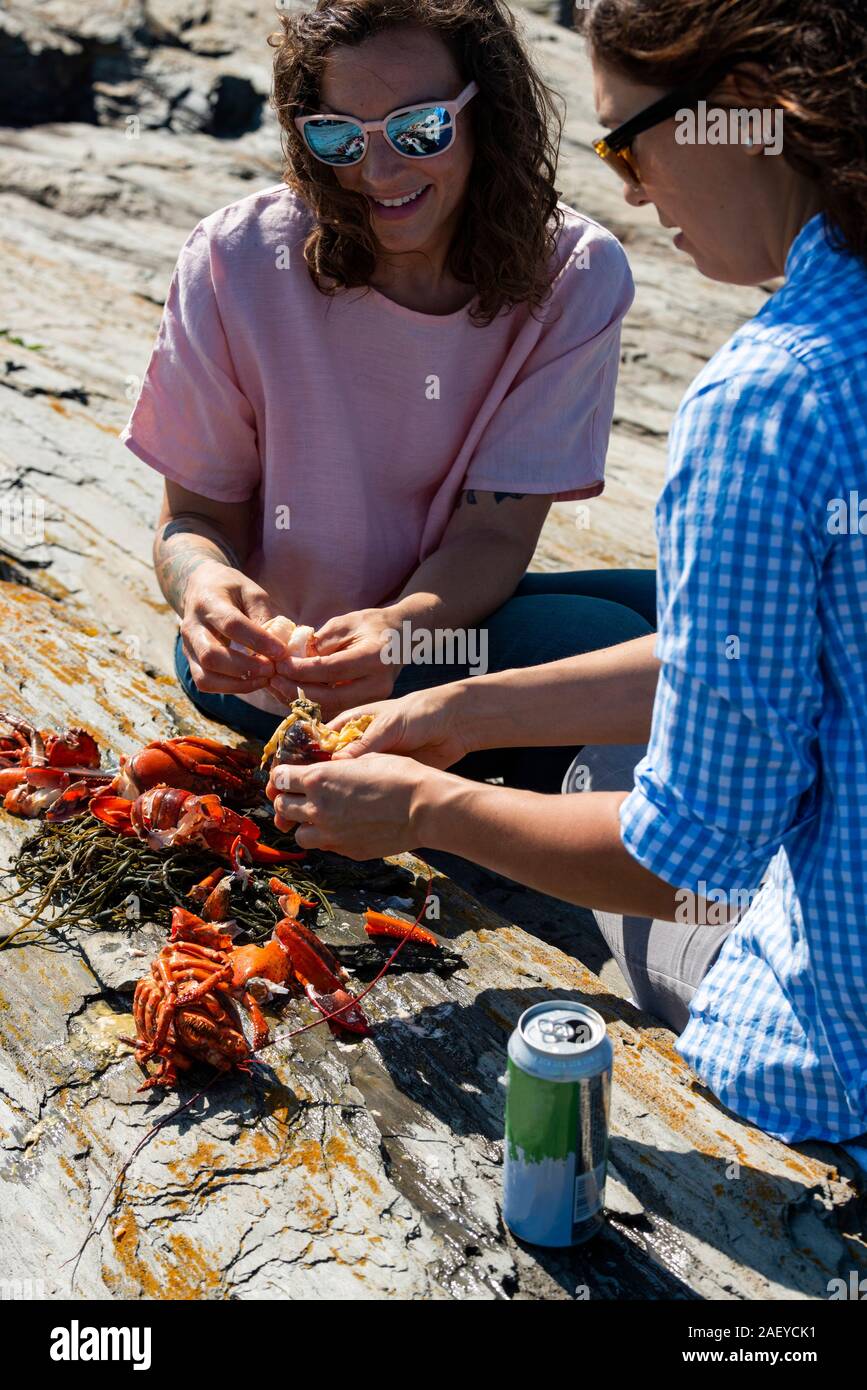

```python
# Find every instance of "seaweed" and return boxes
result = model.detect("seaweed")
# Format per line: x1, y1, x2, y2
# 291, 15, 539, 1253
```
0, 818, 328, 947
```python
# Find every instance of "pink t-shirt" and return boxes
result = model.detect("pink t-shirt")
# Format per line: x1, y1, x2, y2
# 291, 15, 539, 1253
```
122, 185, 633, 629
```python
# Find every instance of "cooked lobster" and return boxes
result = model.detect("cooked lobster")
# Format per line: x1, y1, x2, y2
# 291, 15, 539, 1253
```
130, 880, 369, 1089
89, 786, 299, 865
260, 695, 371, 770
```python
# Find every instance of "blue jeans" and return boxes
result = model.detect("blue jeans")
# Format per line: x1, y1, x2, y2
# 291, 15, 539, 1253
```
174, 569, 656, 793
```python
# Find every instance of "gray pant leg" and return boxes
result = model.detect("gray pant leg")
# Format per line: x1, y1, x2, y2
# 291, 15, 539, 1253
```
562, 745, 733, 1034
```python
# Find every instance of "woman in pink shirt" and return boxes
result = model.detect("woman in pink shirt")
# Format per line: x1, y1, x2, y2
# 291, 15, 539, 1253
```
123, 0, 653, 791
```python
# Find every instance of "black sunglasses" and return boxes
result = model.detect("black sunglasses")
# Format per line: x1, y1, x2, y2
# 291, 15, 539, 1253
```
593, 61, 745, 187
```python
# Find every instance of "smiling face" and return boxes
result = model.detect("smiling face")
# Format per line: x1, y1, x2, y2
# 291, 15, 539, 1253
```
591, 57, 819, 284
319, 25, 475, 261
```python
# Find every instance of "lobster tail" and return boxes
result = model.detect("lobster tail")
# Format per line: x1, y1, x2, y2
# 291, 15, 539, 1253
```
89, 793, 136, 835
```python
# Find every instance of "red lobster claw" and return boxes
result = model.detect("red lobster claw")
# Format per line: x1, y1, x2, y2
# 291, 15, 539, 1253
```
273, 917, 370, 1037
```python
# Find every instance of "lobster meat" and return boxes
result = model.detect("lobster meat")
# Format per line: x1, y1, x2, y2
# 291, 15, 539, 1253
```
229, 616, 317, 710
260, 694, 372, 770
265, 615, 318, 659
89, 786, 300, 865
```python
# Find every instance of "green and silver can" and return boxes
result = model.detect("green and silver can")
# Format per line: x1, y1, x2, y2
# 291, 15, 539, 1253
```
503, 1001, 614, 1247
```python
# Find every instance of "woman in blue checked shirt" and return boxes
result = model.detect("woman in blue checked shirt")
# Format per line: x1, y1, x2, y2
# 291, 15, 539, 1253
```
266, 0, 867, 1148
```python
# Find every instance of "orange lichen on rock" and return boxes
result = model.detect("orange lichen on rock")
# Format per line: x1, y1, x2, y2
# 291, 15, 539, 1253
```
109, 1207, 222, 1300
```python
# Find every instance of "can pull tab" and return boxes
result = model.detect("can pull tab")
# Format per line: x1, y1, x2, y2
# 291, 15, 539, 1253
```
539, 1019, 592, 1045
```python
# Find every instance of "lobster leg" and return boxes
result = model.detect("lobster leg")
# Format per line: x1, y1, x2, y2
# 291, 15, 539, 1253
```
186, 759, 248, 794
139, 962, 232, 1066
139, 989, 178, 1063
240, 836, 305, 865
364, 909, 440, 949
138, 1051, 193, 1092
188, 867, 227, 902
240, 991, 271, 1051
174, 964, 234, 1007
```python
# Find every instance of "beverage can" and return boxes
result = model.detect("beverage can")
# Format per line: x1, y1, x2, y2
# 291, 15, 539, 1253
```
503, 1000, 613, 1246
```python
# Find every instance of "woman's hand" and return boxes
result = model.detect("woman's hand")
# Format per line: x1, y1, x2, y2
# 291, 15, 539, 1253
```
269, 607, 400, 718
267, 753, 442, 859
181, 561, 286, 694
328, 684, 473, 770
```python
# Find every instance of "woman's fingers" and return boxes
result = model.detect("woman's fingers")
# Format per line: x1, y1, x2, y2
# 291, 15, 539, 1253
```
265, 753, 424, 861
182, 622, 274, 692
200, 598, 286, 662
182, 575, 298, 694
190, 638, 272, 680
268, 765, 318, 833
266, 676, 305, 704
272, 796, 316, 831
328, 702, 391, 756
328, 703, 385, 732
269, 680, 339, 708
268, 764, 308, 795
268, 765, 316, 809
331, 712, 396, 757
278, 647, 376, 684
267, 672, 366, 703
312, 614, 358, 655
187, 659, 274, 695
293, 823, 329, 850
186, 568, 286, 659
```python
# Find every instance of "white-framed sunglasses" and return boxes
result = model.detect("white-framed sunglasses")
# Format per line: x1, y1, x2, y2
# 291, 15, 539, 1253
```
294, 80, 479, 166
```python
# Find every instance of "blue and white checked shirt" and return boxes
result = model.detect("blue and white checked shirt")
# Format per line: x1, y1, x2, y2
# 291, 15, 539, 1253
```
620, 214, 867, 1144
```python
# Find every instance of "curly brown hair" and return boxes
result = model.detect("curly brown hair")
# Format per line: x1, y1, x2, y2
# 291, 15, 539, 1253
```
576, 0, 867, 267
269, 0, 564, 324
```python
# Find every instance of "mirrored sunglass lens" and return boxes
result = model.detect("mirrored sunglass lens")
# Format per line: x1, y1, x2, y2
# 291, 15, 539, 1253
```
387, 105, 454, 156
303, 119, 365, 164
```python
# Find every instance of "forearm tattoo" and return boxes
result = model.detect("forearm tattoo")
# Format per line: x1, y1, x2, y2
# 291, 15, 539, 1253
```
154, 514, 241, 616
